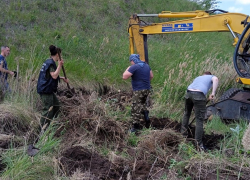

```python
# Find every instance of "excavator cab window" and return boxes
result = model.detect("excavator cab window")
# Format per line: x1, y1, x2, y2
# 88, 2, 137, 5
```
234, 23, 250, 78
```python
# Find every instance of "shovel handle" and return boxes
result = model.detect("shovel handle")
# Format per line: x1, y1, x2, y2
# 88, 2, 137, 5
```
57, 50, 71, 89
62, 65, 71, 89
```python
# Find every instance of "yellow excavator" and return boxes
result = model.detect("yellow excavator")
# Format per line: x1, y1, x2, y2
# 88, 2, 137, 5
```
128, 9, 250, 120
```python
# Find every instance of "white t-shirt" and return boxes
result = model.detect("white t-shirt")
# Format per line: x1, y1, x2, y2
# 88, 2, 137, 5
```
187, 75, 214, 95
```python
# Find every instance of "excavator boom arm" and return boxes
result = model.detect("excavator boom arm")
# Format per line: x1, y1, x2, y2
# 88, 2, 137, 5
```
129, 11, 250, 62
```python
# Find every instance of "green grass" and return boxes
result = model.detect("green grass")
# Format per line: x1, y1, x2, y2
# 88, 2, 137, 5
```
1, 1, 240, 116
1, 0, 249, 179
127, 132, 140, 147
205, 116, 230, 135
1, 127, 60, 180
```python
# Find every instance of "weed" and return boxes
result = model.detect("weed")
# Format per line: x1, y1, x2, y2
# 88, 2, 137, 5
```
205, 116, 229, 135
160, 173, 167, 179
127, 132, 139, 147
169, 158, 177, 169
1, 126, 60, 180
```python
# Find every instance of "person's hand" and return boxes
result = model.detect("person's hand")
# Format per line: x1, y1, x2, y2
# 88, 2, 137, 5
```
61, 77, 69, 83
12, 71, 17, 78
209, 94, 215, 100
9, 71, 15, 76
58, 59, 64, 67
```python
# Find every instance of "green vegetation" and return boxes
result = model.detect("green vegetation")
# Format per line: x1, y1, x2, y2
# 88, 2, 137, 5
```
0, 0, 240, 118
1, 0, 250, 179
1, 127, 60, 180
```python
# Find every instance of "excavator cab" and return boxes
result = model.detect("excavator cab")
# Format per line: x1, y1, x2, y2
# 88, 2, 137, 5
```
234, 21, 250, 81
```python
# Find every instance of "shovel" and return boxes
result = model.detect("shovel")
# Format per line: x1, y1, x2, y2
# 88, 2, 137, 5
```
58, 51, 75, 95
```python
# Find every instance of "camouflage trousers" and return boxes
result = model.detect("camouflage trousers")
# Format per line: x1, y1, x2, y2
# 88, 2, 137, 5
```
131, 89, 150, 124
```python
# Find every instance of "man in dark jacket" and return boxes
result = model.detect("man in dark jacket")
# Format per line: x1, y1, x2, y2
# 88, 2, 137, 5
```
37, 45, 68, 131
123, 54, 153, 132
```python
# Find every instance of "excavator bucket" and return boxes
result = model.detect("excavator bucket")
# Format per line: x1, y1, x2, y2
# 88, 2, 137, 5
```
206, 88, 250, 121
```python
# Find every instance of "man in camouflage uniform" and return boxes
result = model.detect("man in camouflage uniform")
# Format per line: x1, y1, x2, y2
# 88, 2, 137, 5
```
123, 54, 153, 132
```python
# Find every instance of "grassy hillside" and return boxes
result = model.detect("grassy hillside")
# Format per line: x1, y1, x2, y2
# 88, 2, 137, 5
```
1, 0, 250, 179
0, 0, 241, 116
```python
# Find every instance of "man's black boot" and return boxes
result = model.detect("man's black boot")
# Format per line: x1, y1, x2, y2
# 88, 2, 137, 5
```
130, 123, 140, 133
198, 142, 208, 152
143, 110, 151, 128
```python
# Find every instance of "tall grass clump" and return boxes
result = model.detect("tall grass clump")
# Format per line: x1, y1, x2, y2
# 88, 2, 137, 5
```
175, 120, 250, 179
0, 127, 61, 180
150, 47, 240, 119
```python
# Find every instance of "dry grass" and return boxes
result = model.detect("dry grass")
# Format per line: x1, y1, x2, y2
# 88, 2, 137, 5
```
242, 124, 250, 151
186, 155, 250, 179
70, 169, 97, 180
0, 102, 39, 138
152, 52, 239, 118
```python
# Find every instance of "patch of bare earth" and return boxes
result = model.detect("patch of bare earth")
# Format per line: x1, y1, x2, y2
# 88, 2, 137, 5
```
56, 87, 236, 179
1, 86, 249, 179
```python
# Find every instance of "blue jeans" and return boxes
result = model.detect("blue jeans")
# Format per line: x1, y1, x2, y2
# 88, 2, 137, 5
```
0, 80, 11, 100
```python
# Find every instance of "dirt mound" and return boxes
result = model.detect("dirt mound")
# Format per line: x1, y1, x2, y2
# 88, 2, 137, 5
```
54, 87, 232, 179
0, 103, 39, 149
151, 117, 180, 130
60, 146, 170, 180
59, 146, 125, 179
95, 119, 126, 142
138, 129, 184, 154
0, 112, 29, 136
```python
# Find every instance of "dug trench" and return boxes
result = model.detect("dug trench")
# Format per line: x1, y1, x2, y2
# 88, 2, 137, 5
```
0, 86, 238, 179
55, 87, 227, 179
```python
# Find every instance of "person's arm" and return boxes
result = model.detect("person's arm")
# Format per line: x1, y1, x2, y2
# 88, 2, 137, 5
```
123, 66, 133, 80
60, 76, 69, 83
50, 59, 63, 79
0, 61, 14, 75
150, 70, 153, 80
209, 76, 219, 100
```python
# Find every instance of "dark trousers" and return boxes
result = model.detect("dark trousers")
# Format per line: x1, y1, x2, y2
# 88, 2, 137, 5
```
181, 91, 206, 145
131, 89, 150, 124
40, 93, 60, 129
0, 80, 10, 101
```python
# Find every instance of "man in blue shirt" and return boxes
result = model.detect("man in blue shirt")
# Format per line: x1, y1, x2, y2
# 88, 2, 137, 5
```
0, 46, 15, 97
181, 71, 219, 151
123, 54, 153, 132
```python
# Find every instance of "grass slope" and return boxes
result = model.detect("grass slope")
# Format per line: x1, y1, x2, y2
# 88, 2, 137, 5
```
0, 0, 242, 116
1, 0, 250, 179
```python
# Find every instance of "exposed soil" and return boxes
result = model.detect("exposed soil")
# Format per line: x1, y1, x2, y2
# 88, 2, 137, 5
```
1, 86, 249, 179
60, 146, 125, 179
55, 87, 235, 179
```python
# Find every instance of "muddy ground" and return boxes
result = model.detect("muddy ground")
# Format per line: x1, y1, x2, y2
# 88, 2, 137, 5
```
0, 86, 249, 180
55, 87, 233, 180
